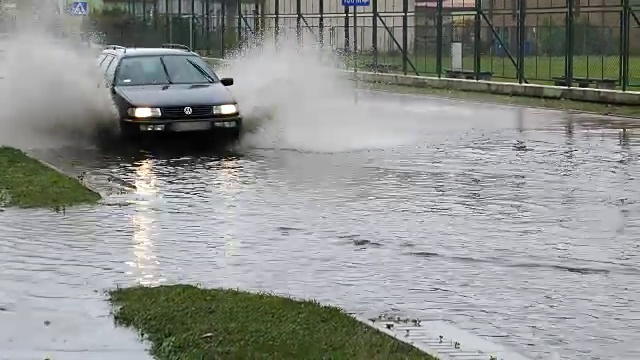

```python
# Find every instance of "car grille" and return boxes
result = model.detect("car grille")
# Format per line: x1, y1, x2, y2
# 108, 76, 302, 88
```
161, 105, 212, 118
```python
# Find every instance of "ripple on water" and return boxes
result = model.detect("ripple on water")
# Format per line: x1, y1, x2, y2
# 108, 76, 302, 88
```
2, 98, 640, 360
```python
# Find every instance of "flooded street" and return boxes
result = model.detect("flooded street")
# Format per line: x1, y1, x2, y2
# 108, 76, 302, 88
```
2, 90, 640, 360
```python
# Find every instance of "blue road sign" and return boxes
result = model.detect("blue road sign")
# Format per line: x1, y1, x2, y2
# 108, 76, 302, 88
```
70, 1, 88, 16
342, 0, 370, 6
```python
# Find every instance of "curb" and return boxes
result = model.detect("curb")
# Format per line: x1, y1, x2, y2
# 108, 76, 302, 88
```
359, 86, 640, 120
203, 56, 639, 106
25, 150, 106, 200
351, 314, 533, 360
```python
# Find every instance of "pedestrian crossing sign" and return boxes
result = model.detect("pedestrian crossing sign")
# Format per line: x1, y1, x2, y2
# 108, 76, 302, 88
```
70, 2, 88, 16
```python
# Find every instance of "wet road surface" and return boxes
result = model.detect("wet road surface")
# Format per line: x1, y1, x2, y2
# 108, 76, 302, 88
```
3, 90, 640, 360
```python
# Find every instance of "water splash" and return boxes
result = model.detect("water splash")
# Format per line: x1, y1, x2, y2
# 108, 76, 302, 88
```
217, 32, 420, 153
0, 1, 117, 150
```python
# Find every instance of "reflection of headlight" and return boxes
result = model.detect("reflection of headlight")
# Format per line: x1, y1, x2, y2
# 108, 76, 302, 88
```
128, 107, 162, 118
213, 104, 239, 115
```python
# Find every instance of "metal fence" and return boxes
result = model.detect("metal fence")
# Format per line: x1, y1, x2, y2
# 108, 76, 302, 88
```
87, 0, 639, 91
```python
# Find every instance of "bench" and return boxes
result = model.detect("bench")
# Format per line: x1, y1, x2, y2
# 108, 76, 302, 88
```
444, 69, 493, 81
363, 62, 402, 73
552, 76, 617, 90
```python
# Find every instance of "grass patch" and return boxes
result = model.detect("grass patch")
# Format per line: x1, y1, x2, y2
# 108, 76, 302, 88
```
0, 146, 100, 208
361, 81, 640, 118
204, 56, 639, 116
355, 54, 640, 91
109, 284, 437, 360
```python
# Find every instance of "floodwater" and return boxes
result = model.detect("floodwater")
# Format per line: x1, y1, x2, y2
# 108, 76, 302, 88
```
2, 90, 640, 360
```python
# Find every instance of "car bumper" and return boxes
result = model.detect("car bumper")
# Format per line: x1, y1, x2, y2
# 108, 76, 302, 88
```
122, 116, 243, 133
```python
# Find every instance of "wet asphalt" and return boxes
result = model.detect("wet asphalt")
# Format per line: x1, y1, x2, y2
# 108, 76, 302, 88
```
2, 90, 640, 360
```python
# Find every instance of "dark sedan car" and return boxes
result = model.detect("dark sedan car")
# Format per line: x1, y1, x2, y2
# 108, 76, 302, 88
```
96, 44, 242, 139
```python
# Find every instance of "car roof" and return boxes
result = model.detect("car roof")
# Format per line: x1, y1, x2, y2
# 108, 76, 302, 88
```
101, 47, 198, 58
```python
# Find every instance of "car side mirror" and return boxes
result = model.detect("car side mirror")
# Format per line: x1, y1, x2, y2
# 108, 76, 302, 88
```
220, 77, 234, 87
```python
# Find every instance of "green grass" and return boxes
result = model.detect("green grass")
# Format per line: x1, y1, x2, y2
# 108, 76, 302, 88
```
109, 285, 437, 360
0, 146, 100, 209
361, 81, 640, 118
206, 55, 639, 116
355, 54, 640, 90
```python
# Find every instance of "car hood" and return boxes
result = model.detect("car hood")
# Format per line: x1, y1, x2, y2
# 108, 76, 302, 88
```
115, 83, 236, 107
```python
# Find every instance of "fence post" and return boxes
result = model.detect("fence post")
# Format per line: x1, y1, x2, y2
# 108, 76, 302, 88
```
565, 0, 574, 87
237, 0, 242, 46
260, 0, 265, 39
191, 0, 196, 50
296, 0, 302, 45
165, 0, 170, 42
274, 0, 279, 45
153, 0, 158, 31
474, 0, 481, 79
517, 0, 526, 83
436, 0, 443, 77
621, 0, 630, 91
372, 0, 378, 66
402, 0, 408, 75
221, 0, 226, 57
319, 0, 325, 47
253, 1, 259, 35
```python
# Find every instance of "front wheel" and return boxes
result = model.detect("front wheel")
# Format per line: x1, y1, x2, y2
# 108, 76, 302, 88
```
119, 121, 140, 141
228, 128, 241, 141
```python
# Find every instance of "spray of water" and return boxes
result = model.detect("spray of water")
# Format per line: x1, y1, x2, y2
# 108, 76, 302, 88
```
0, 3, 117, 150
0, 6, 417, 153
218, 33, 420, 153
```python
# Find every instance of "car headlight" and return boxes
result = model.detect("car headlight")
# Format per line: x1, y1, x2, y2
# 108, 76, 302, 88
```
213, 104, 238, 115
128, 107, 162, 118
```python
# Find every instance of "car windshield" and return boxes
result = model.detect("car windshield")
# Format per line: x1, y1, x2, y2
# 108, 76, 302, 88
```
115, 55, 219, 86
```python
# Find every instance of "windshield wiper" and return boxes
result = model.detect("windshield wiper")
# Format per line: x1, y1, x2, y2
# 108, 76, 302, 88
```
159, 57, 173, 84
186, 59, 215, 83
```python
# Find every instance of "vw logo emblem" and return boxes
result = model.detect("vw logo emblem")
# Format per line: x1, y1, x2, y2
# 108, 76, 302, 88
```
183, 107, 193, 115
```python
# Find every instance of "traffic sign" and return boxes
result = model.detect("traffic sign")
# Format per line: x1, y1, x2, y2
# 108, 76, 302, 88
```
70, 1, 88, 16
342, 0, 370, 6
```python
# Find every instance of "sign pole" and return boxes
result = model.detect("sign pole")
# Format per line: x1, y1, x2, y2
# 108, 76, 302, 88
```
341, 0, 369, 105
353, 5, 358, 104
353, 6, 357, 56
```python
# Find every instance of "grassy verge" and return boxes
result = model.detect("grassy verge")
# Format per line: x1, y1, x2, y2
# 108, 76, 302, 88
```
110, 285, 437, 360
354, 54, 640, 91
361, 81, 640, 118
204, 57, 639, 117
0, 146, 100, 208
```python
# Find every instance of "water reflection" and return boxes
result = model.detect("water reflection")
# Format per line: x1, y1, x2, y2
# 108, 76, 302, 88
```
216, 157, 242, 259
126, 158, 164, 286
516, 107, 524, 133
564, 116, 574, 143
620, 128, 630, 148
